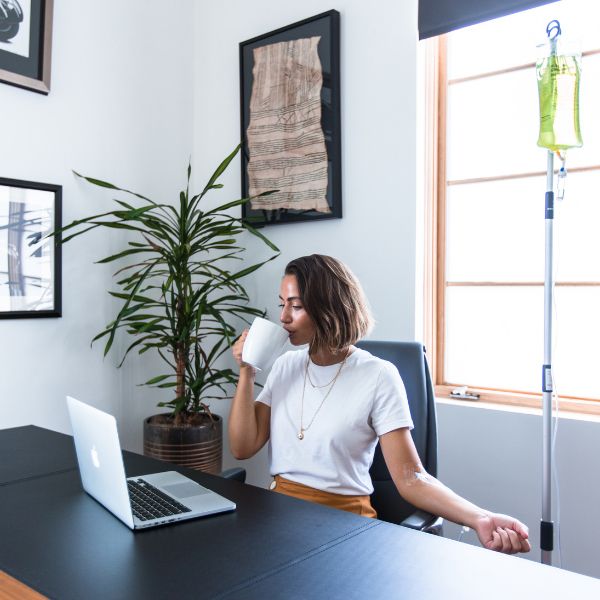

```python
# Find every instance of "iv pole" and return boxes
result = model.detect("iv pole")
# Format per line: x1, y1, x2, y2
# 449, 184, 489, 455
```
541, 136, 554, 566
539, 20, 560, 568
538, 18, 582, 565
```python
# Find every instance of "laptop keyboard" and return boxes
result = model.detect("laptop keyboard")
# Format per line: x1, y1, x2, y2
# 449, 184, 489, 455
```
128, 479, 192, 522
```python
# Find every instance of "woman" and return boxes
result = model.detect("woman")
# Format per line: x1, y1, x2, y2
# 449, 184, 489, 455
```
230, 254, 530, 555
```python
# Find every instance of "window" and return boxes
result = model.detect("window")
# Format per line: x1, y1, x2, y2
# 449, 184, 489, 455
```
427, 0, 600, 412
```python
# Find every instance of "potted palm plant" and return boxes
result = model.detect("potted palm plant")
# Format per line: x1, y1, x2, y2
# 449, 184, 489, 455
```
59, 145, 278, 473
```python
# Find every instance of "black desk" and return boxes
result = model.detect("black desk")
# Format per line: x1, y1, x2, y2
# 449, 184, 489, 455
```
1, 426, 599, 599
0, 425, 76, 485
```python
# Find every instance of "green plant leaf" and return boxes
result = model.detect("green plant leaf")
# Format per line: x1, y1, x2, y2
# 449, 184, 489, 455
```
73, 171, 157, 205
144, 374, 172, 385
242, 220, 280, 252
102, 262, 157, 355
95, 247, 157, 264
230, 253, 279, 280
202, 198, 247, 217
201, 144, 241, 196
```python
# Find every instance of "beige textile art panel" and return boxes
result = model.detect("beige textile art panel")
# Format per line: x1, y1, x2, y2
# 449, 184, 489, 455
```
246, 36, 330, 213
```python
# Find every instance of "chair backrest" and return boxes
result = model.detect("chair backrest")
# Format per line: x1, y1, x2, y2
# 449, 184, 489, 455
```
356, 340, 438, 525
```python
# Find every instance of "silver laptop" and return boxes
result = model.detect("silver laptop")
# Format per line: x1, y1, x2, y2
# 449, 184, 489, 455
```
66, 396, 236, 530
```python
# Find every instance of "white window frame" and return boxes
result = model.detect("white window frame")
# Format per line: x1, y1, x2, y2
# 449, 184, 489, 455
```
424, 35, 600, 416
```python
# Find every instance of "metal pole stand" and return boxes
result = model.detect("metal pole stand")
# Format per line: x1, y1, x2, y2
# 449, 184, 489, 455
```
541, 149, 554, 565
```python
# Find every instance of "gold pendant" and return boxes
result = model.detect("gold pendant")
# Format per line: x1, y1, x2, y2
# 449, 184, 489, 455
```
298, 430, 304, 440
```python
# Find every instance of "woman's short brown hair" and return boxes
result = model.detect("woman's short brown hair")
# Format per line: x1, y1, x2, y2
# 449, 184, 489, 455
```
284, 255, 374, 353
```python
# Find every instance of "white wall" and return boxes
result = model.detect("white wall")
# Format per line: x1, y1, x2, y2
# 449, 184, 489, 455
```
437, 401, 600, 579
0, 0, 194, 441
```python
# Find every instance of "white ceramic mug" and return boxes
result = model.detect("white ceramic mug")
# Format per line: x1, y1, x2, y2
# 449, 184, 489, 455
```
242, 317, 289, 371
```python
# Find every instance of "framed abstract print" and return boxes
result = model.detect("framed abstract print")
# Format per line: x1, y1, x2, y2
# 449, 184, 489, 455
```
0, 177, 61, 318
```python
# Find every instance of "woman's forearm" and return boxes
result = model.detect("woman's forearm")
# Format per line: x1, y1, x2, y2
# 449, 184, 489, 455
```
396, 469, 488, 528
379, 429, 488, 527
228, 366, 260, 459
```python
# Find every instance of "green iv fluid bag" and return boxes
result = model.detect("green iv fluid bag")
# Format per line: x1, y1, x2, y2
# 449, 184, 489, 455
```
537, 49, 582, 151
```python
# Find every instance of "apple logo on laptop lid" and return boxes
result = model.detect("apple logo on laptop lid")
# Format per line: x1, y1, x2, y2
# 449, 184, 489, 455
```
91, 445, 100, 469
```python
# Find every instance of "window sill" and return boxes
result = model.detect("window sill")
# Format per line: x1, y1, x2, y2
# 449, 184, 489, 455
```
434, 384, 600, 421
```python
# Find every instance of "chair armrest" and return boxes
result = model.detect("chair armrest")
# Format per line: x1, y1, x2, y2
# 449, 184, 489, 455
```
400, 510, 444, 536
220, 467, 246, 483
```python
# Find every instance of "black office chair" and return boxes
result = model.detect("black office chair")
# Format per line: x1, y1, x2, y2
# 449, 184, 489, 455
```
221, 467, 246, 482
356, 340, 443, 535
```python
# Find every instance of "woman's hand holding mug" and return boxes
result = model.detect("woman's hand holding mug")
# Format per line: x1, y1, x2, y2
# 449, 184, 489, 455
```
237, 317, 289, 372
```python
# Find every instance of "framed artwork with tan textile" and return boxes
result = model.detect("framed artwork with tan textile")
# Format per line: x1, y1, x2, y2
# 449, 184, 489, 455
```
239, 10, 341, 226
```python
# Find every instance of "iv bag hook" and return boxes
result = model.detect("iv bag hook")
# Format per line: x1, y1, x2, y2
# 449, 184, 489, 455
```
546, 20, 561, 41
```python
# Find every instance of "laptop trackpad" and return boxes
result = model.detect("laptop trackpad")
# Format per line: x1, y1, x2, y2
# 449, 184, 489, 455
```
163, 481, 210, 499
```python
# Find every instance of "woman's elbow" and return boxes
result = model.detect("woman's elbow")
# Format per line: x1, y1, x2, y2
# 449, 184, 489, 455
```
229, 441, 255, 461
230, 448, 249, 460
229, 442, 245, 460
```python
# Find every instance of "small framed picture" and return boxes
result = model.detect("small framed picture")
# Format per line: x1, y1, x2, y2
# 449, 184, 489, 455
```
240, 10, 341, 226
0, 177, 61, 318
0, 0, 54, 94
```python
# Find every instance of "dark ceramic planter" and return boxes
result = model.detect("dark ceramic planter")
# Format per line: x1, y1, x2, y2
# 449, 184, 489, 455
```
143, 413, 223, 474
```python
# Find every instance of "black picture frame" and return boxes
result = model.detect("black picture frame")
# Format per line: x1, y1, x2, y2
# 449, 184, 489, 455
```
0, 177, 61, 318
0, 0, 53, 94
240, 10, 341, 226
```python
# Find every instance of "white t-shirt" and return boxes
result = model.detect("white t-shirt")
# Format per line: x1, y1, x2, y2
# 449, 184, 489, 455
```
256, 347, 413, 495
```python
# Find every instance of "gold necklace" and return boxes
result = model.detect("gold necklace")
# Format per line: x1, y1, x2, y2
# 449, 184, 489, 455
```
306, 360, 343, 388
298, 350, 349, 440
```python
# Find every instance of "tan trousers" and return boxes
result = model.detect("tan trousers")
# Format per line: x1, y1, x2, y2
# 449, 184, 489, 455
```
271, 475, 377, 518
